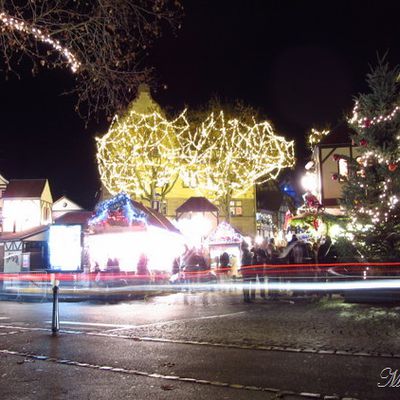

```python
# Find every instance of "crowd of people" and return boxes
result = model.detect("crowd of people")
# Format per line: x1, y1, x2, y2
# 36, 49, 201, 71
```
238, 235, 339, 302
90, 234, 339, 298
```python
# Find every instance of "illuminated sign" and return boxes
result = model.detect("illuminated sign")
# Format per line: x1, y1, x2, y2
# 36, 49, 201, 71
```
49, 225, 82, 271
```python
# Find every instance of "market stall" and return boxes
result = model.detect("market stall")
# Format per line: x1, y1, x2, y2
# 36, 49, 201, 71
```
86, 193, 185, 273
205, 221, 244, 278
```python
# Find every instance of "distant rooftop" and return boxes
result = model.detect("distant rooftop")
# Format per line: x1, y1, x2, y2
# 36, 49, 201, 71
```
3, 179, 47, 198
176, 197, 219, 214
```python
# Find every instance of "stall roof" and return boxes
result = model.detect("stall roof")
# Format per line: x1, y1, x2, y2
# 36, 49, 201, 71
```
133, 200, 181, 234
176, 197, 218, 213
0, 225, 48, 241
3, 179, 47, 198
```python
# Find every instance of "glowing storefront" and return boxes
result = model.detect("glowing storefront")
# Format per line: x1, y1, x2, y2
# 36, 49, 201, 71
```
86, 193, 184, 273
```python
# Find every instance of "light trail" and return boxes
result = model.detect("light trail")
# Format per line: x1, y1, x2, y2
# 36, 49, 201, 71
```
1, 262, 400, 296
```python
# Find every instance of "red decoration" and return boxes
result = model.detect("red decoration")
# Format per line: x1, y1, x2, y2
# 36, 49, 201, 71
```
304, 192, 320, 208
333, 154, 341, 161
388, 162, 398, 172
332, 173, 339, 181
364, 119, 371, 128
360, 139, 368, 146
313, 218, 319, 231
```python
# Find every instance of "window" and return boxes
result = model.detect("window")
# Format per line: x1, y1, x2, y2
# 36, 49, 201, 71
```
338, 158, 348, 180
230, 200, 242, 216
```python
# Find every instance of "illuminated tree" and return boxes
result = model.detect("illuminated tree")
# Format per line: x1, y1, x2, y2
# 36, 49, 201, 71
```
341, 61, 400, 260
307, 127, 330, 150
0, 0, 182, 120
179, 111, 295, 221
96, 107, 189, 203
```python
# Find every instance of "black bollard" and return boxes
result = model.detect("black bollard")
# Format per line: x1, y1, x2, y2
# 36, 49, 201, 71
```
51, 279, 60, 335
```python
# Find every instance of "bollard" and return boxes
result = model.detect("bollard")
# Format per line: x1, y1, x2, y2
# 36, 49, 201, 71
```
51, 278, 60, 335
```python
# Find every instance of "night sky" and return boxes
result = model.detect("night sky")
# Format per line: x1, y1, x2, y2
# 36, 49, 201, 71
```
0, 0, 399, 209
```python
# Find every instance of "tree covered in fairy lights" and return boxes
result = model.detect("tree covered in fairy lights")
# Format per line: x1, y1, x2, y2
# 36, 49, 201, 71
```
96, 108, 189, 203
179, 111, 295, 221
0, 0, 182, 120
341, 61, 400, 260
96, 99, 295, 220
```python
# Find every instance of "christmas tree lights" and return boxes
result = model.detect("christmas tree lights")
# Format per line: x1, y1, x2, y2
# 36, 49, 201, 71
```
342, 61, 400, 260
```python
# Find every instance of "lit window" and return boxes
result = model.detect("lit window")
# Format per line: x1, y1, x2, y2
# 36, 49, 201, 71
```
230, 200, 242, 216
338, 159, 348, 180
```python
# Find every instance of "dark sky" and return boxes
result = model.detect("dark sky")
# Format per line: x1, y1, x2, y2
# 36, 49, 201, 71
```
0, 0, 399, 209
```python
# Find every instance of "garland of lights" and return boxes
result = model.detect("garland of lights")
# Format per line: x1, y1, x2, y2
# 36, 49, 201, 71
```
349, 101, 400, 129
96, 109, 189, 200
307, 128, 330, 149
0, 11, 80, 73
89, 192, 147, 227
178, 111, 295, 202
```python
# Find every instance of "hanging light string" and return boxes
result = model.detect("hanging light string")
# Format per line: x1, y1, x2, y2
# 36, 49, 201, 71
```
349, 101, 400, 129
0, 11, 81, 73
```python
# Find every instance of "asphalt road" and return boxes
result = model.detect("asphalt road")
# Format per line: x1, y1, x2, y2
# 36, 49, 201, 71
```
0, 291, 400, 400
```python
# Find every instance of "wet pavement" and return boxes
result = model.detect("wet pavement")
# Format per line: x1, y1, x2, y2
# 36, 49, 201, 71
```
0, 291, 400, 399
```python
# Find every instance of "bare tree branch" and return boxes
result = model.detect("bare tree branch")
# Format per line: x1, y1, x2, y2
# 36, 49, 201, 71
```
0, 0, 183, 121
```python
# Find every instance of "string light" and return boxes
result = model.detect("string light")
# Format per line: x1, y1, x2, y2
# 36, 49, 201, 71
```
307, 128, 330, 149
97, 107, 294, 210
0, 11, 80, 73
88, 192, 147, 227
178, 111, 295, 202
349, 101, 400, 128
96, 109, 190, 200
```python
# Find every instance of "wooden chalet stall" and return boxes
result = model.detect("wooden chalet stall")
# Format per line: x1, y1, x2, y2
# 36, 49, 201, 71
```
205, 221, 244, 277
86, 193, 184, 274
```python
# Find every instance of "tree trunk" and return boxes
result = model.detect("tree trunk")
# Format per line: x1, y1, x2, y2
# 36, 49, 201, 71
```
222, 191, 232, 224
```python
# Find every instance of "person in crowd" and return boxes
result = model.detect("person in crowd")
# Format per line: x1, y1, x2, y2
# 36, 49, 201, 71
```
137, 253, 150, 284
317, 235, 337, 297
230, 254, 239, 281
266, 238, 280, 298
113, 258, 120, 273
251, 245, 267, 299
240, 242, 254, 302
219, 251, 231, 282
172, 256, 180, 276
288, 234, 298, 244
266, 238, 277, 260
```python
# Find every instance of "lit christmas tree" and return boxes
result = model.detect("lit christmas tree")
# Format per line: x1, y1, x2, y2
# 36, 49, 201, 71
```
342, 61, 400, 260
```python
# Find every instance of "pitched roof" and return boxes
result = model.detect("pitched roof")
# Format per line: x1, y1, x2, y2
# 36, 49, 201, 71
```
0, 225, 48, 241
129, 200, 180, 233
53, 196, 83, 211
54, 211, 93, 226
3, 179, 47, 198
176, 197, 219, 214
